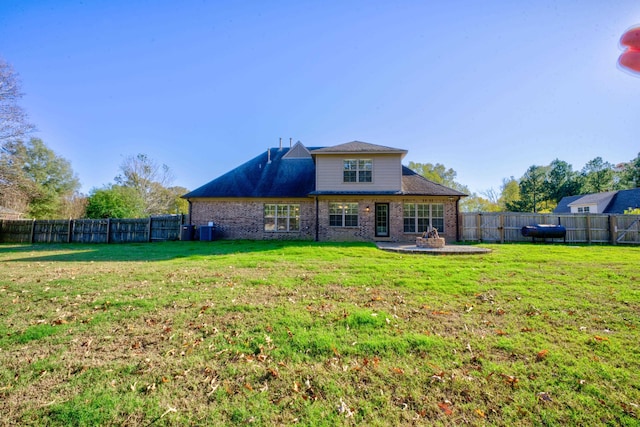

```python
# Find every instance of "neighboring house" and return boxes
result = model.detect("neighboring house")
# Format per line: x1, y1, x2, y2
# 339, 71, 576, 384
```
183, 141, 467, 242
554, 188, 640, 214
0, 206, 24, 220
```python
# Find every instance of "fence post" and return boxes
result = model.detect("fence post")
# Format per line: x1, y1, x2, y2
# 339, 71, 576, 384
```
30, 219, 36, 243
67, 219, 73, 243
106, 218, 111, 244
609, 215, 617, 245
499, 214, 505, 244
476, 213, 482, 242
147, 217, 152, 242
586, 214, 592, 244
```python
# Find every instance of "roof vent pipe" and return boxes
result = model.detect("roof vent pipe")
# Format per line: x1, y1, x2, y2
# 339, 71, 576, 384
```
267, 148, 271, 164
279, 137, 282, 150
289, 137, 292, 148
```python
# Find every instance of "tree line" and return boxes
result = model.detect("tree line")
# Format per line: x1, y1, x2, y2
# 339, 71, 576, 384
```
0, 58, 188, 219
2, 56, 638, 218
410, 154, 640, 213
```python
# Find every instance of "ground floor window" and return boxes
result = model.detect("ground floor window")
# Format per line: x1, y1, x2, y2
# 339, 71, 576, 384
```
403, 203, 444, 233
329, 202, 358, 227
264, 204, 300, 232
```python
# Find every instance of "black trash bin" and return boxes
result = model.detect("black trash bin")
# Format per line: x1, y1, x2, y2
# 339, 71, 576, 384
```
181, 225, 195, 241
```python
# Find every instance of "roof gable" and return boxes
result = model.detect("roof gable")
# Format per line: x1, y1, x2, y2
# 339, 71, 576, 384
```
555, 189, 640, 214
310, 141, 407, 156
283, 141, 311, 159
567, 191, 617, 207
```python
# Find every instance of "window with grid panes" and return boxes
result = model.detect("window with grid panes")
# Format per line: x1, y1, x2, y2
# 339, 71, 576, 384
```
403, 203, 444, 233
329, 202, 358, 227
264, 204, 300, 232
343, 159, 372, 183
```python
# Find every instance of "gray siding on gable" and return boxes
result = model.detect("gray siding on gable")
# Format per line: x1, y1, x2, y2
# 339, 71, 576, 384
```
315, 154, 402, 192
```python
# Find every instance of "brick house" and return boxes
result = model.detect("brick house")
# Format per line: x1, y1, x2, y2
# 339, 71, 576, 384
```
183, 141, 466, 242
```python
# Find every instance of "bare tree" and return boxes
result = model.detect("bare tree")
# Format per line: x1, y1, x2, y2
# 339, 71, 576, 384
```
0, 58, 35, 147
115, 153, 176, 216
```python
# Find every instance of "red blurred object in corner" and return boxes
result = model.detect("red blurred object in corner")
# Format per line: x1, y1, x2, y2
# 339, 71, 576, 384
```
619, 26, 640, 74
620, 27, 640, 49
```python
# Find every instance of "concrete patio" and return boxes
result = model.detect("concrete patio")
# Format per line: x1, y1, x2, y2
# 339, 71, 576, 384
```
376, 242, 492, 255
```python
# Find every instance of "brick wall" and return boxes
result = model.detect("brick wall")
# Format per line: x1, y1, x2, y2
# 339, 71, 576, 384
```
190, 197, 459, 242
190, 199, 315, 240
317, 197, 458, 242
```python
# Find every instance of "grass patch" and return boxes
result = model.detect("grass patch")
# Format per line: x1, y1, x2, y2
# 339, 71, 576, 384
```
0, 241, 639, 426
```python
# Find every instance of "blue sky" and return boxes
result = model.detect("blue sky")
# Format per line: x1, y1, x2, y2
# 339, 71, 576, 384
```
1, 0, 639, 195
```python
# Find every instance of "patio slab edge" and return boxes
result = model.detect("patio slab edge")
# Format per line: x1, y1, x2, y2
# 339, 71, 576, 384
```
376, 242, 492, 255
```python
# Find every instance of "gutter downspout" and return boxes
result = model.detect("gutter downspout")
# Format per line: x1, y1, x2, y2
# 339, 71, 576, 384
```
188, 200, 193, 225
455, 197, 460, 242
315, 196, 319, 242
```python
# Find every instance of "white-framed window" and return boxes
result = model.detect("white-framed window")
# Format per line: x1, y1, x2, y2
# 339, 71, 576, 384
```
264, 204, 300, 232
343, 159, 372, 183
329, 202, 359, 227
577, 206, 590, 213
403, 203, 444, 233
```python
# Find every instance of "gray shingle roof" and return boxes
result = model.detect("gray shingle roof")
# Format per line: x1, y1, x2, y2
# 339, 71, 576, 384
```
183, 145, 466, 199
183, 147, 318, 198
553, 195, 582, 213
310, 141, 407, 155
554, 188, 640, 214
607, 188, 640, 213
567, 191, 617, 207
400, 167, 467, 196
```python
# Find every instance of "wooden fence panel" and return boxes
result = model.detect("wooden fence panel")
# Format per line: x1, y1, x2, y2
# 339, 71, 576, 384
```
72, 219, 109, 243
33, 220, 71, 243
0, 216, 183, 244
460, 213, 639, 245
461, 214, 479, 241
150, 215, 181, 241
0, 219, 33, 243
615, 215, 640, 244
110, 219, 150, 243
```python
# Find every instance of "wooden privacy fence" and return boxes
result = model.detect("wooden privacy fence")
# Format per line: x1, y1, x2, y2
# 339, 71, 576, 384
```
0, 215, 184, 244
461, 212, 640, 245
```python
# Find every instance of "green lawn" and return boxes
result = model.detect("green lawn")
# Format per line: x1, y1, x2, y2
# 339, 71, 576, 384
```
0, 241, 638, 426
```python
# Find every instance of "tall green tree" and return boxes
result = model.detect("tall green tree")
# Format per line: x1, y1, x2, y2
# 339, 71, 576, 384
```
0, 138, 79, 218
85, 185, 145, 219
507, 165, 549, 212
619, 152, 640, 188
498, 177, 520, 211
581, 157, 614, 193
545, 159, 582, 205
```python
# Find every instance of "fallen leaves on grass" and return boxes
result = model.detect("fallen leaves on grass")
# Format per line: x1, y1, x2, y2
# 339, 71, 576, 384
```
437, 401, 453, 416
501, 374, 519, 388
536, 349, 549, 361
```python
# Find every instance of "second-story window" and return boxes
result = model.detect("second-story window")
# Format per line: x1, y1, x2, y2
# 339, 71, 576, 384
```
343, 159, 372, 183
